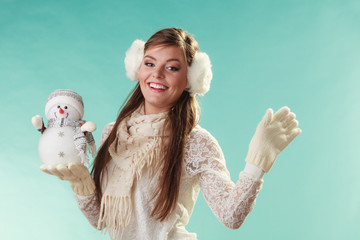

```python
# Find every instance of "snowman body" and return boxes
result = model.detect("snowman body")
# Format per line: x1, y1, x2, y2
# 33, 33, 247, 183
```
38, 126, 82, 165
33, 89, 96, 166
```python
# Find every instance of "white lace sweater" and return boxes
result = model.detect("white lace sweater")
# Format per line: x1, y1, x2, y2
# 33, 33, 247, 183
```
75, 123, 264, 240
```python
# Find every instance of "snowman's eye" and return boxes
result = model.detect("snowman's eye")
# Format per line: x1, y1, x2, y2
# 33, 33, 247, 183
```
57, 105, 60, 108
64, 106, 68, 109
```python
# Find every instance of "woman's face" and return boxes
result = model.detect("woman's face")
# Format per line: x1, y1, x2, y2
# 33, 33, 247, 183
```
139, 45, 188, 114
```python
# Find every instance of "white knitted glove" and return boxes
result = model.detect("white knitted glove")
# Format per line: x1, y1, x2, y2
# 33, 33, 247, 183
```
245, 106, 301, 173
40, 163, 95, 196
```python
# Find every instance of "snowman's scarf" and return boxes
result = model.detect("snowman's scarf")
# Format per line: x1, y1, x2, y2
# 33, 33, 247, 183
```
97, 106, 169, 239
47, 118, 96, 165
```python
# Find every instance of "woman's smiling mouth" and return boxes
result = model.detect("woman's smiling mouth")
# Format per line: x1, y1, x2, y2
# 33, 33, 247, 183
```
148, 82, 169, 92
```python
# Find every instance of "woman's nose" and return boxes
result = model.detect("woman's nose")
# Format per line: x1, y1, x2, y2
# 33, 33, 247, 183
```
153, 67, 164, 79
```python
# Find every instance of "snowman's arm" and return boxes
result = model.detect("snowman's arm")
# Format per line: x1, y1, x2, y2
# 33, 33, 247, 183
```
81, 121, 97, 133
31, 115, 46, 134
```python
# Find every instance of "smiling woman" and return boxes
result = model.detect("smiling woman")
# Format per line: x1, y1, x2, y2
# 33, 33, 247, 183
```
139, 45, 188, 114
39, 28, 301, 240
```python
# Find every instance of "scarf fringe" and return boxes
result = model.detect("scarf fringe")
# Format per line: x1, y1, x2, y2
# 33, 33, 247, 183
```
133, 137, 162, 180
97, 195, 132, 239
99, 137, 163, 239
109, 136, 163, 180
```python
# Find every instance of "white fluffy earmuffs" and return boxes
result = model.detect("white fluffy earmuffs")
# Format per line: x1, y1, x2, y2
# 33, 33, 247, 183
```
124, 39, 213, 96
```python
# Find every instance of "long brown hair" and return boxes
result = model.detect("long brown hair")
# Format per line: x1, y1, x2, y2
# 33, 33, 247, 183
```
92, 28, 200, 221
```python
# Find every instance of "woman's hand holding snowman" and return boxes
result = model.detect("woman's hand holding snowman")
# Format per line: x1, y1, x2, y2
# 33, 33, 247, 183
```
245, 106, 301, 173
40, 163, 95, 196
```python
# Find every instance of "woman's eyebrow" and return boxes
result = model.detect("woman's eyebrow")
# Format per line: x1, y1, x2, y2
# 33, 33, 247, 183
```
144, 55, 181, 63
144, 55, 156, 60
166, 58, 181, 63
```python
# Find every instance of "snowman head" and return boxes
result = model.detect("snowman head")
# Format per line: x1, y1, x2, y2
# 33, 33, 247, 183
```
45, 90, 84, 120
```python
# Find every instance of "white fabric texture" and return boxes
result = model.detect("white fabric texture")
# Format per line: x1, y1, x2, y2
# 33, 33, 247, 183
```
245, 106, 301, 173
185, 51, 213, 96
75, 123, 264, 240
124, 39, 144, 81
98, 107, 169, 238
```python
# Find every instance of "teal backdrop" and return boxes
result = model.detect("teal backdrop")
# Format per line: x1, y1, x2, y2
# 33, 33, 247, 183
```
1, 0, 359, 239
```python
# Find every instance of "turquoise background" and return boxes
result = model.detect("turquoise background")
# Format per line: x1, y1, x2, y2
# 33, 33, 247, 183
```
1, 0, 359, 239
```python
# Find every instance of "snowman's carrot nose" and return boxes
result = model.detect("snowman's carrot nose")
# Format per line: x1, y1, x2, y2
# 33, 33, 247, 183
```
59, 108, 64, 114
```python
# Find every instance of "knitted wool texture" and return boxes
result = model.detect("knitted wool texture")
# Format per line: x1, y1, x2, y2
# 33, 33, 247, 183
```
97, 106, 169, 238
245, 107, 301, 173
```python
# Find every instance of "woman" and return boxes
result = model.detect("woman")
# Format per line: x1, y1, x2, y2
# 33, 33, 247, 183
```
41, 28, 301, 239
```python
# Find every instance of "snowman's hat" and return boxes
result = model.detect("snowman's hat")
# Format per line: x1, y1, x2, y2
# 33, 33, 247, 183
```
45, 89, 84, 119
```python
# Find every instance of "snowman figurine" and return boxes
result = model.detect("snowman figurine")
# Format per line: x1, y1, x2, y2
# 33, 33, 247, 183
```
32, 89, 96, 166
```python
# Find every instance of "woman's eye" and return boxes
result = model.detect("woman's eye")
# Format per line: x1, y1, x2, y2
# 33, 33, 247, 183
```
145, 62, 154, 67
167, 66, 179, 71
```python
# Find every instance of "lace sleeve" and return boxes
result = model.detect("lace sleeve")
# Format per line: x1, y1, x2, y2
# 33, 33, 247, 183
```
185, 127, 263, 229
74, 194, 100, 228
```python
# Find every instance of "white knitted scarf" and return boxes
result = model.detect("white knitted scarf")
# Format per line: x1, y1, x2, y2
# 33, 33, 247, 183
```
97, 106, 169, 238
